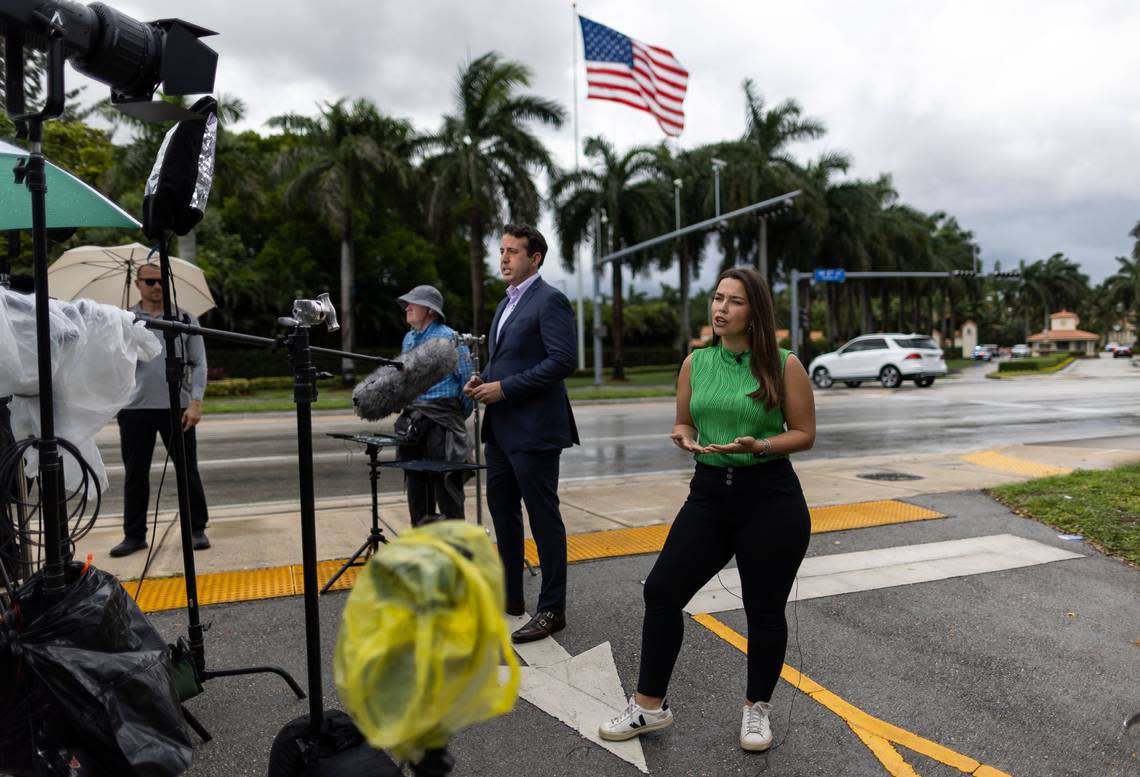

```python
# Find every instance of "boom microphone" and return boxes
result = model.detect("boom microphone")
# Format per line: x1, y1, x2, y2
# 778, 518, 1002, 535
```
352, 337, 459, 421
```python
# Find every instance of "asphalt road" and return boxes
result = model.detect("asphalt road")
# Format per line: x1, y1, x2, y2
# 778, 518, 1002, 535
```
91, 355, 1140, 516
150, 490, 1138, 777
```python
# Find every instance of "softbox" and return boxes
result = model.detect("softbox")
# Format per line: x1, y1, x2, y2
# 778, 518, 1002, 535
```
142, 96, 218, 239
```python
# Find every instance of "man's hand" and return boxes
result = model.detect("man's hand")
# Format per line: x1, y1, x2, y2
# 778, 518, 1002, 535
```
705, 436, 757, 455
182, 400, 203, 431
469, 380, 504, 405
463, 374, 484, 398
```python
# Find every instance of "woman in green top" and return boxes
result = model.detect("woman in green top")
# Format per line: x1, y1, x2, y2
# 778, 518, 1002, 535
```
599, 267, 816, 752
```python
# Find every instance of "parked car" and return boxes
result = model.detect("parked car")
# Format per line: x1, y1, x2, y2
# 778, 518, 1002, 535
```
808, 333, 948, 389
1113, 345, 1133, 358
1011, 344, 1032, 359
1104, 342, 1120, 353
972, 344, 998, 361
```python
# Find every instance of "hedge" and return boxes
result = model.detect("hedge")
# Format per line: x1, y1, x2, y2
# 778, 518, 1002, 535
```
997, 354, 1074, 373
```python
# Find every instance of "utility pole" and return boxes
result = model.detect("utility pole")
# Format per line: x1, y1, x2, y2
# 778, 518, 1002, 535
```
674, 178, 688, 361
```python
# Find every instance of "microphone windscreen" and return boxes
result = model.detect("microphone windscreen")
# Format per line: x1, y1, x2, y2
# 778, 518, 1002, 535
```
352, 337, 459, 421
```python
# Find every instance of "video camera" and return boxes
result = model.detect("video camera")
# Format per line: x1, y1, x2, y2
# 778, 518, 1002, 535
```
1, 0, 217, 120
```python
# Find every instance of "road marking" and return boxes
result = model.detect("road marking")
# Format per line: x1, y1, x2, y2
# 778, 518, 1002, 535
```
960, 451, 1072, 478
684, 534, 1082, 614
693, 614, 1013, 777
504, 613, 648, 773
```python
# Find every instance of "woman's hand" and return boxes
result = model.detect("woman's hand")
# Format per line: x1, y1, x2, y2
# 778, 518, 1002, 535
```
670, 431, 708, 454
705, 436, 758, 455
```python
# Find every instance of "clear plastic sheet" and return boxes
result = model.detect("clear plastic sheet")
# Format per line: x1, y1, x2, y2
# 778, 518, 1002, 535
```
0, 288, 162, 491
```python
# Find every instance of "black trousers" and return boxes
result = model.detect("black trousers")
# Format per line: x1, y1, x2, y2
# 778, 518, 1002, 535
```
485, 441, 566, 613
118, 409, 209, 540
401, 420, 466, 526
637, 459, 811, 703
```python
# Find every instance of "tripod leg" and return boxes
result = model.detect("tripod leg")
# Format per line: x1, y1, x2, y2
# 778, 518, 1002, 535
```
319, 535, 373, 594
181, 705, 213, 743
203, 666, 306, 699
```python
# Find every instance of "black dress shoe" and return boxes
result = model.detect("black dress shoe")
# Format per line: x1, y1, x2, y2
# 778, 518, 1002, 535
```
506, 599, 525, 617
109, 536, 148, 558
192, 531, 210, 550
511, 610, 566, 643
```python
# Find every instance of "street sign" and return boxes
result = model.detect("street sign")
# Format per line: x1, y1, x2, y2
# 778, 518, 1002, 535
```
814, 268, 846, 282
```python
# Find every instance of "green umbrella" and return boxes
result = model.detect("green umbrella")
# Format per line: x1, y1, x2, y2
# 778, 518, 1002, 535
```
0, 138, 140, 231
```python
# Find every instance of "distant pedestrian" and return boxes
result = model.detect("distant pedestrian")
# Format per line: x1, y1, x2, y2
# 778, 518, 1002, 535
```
111, 263, 210, 557
599, 266, 816, 752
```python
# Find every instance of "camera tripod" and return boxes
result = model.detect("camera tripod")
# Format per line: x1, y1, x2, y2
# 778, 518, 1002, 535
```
320, 432, 402, 593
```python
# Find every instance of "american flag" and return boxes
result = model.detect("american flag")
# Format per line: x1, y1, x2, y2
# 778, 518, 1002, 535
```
579, 15, 689, 137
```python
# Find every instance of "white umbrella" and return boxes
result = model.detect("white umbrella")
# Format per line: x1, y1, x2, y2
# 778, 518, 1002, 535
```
47, 243, 217, 317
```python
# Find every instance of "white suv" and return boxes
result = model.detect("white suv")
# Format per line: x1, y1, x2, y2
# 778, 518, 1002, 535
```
808, 334, 948, 389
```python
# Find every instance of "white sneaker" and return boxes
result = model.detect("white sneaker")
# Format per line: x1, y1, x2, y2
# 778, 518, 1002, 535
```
740, 701, 773, 751
599, 696, 673, 741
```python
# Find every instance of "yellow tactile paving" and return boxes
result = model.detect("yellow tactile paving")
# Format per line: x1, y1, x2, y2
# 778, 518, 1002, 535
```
522, 499, 944, 565
127, 498, 943, 612
693, 614, 1012, 777
961, 450, 1072, 478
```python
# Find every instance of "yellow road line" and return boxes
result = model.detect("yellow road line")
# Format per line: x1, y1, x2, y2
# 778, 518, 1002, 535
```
523, 499, 944, 565
961, 451, 1071, 478
692, 613, 1012, 777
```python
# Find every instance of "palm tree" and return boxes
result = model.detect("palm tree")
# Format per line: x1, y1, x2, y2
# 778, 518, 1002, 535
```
721, 80, 827, 284
418, 52, 565, 335
551, 137, 669, 378
268, 99, 414, 376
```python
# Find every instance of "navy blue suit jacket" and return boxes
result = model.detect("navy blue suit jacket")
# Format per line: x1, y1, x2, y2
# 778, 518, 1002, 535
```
480, 276, 579, 453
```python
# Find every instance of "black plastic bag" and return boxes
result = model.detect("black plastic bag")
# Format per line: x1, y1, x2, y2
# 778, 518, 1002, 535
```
0, 562, 193, 777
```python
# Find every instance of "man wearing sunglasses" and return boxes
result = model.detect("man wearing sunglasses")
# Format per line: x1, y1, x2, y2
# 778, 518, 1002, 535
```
110, 262, 211, 557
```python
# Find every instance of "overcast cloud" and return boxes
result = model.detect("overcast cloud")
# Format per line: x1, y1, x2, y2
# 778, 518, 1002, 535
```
93, 0, 1140, 295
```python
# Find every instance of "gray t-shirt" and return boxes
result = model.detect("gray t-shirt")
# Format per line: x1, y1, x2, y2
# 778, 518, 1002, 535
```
125, 304, 208, 410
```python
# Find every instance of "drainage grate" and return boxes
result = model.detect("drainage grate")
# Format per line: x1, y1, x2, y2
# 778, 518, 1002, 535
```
856, 471, 924, 481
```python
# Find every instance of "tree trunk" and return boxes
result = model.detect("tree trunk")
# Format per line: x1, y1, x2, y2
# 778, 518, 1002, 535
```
178, 230, 197, 265
860, 284, 871, 333
611, 260, 625, 380
896, 282, 905, 331
879, 284, 889, 331
339, 213, 355, 382
757, 217, 769, 286
678, 244, 691, 363
468, 211, 485, 336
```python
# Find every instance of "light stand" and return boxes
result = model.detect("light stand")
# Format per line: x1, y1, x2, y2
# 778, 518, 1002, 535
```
140, 300, 403, 766
148, 236, 307, 716
320, 432, 401, 594
456, 333, 486, 527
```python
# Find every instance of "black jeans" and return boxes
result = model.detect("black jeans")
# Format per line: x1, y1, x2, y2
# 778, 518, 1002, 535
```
637, 458, 811, 703
118, 409, 209, 540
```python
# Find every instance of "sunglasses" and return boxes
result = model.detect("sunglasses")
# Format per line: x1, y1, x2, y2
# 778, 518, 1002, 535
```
138, 278, 162, 287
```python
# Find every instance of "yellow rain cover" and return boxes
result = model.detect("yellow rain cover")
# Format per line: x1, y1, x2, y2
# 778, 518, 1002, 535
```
335, 521, 520, 761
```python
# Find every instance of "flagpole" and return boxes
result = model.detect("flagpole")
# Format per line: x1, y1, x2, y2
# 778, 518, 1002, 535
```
572, 1, 585, 370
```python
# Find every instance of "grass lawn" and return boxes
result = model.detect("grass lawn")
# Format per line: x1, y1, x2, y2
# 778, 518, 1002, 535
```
989, 463, 1140, 567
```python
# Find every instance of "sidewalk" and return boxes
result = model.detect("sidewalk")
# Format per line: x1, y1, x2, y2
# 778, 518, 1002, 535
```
76, 437, 1140, 582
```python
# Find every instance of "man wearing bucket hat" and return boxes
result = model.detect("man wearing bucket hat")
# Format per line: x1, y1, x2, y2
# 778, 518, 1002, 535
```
394, 285, 474, 525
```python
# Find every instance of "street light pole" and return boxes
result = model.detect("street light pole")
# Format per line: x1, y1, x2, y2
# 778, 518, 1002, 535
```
711, 158, 726, 219
592, 209, 606, 387
674, 178, 688, 360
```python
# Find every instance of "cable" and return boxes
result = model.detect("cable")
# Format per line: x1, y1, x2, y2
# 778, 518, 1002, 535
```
132, 448, 173, 600
715, 568, 803, 754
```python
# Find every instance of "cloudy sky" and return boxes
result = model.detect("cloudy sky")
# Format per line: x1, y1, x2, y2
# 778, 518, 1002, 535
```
86, 0, 1140, 295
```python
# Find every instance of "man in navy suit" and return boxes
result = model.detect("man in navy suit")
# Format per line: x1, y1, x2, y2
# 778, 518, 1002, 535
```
464, 223, 579, 643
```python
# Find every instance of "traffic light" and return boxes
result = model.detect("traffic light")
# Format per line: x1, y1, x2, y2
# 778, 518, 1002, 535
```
798, 308, 809, 331
990, 270, 1021, 278
951, 270, 977, 278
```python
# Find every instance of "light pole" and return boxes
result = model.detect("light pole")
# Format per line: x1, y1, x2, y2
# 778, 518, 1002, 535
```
673, 178, 689, 360
711, 158, 726, 219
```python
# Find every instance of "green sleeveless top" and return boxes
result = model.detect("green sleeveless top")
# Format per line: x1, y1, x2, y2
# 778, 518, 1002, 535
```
690, 345, 791, 468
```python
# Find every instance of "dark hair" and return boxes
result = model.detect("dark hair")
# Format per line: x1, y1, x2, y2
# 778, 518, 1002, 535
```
712, 266, 783, 410
502, 223, 548, 266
